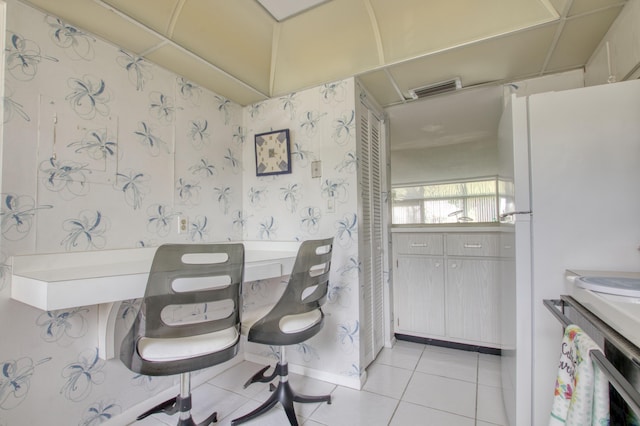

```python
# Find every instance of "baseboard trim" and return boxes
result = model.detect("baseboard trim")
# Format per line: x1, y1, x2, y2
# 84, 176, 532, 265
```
395, 333, 502, 356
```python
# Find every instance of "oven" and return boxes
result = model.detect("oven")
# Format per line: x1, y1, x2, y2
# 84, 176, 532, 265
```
545, 296, 640, 424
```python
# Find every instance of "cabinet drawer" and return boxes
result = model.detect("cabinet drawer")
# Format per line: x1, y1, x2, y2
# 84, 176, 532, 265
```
394, 233, 443, 255
446, 233, 500, 257
500, 232, 515, 258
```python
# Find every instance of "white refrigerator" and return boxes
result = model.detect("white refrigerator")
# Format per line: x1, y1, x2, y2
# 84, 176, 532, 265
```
499, 79, 640, 426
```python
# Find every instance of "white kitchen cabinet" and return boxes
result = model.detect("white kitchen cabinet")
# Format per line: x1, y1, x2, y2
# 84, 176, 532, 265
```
392, 229, 503, 348
446, 257, 500, 345
395, 255, 445, 336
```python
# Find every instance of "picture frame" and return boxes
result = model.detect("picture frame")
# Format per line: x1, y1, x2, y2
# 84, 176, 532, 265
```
254, 129, 292, 176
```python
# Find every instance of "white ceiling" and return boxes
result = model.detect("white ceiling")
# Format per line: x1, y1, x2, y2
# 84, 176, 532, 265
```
386, 85, 505, 151
256, 0, 331, 21
21, 0, 626, 108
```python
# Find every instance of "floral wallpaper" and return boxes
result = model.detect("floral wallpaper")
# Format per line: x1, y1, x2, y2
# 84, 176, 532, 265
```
0, 1, 367, 425
1, 1, 244, 424
240, 79, 362, 379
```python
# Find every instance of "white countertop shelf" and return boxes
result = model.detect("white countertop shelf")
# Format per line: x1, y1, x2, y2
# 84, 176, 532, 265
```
11, 241, 301, 311
10, 241, 302, 359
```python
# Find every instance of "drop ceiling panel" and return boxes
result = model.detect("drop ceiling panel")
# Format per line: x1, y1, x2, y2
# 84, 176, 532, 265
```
271, 0, 380, 96
370, 0, 558, 64
256, 0, 330, 21
100, 0, 273, 94
548, 0, 571, 14
146, 44, 268, 105
386, 25, 559, 100
171, 0, 274, 94
568, 0, 626, 16
24, 0, 164, 54
102, 0, 179, 35
358, 71, 405, 106
547, 6, 623, 71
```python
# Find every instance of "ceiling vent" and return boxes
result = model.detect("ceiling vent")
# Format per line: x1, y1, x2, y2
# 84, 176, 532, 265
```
408, 78, 462, 100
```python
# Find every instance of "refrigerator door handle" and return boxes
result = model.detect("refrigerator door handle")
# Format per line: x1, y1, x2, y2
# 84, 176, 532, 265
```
499, 210, 532, 220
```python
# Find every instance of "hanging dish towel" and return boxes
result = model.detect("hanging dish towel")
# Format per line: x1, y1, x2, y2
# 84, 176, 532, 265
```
549, 324, 609, 426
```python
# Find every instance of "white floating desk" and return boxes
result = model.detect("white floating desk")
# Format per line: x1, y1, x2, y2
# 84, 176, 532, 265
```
11, 241, 300, 359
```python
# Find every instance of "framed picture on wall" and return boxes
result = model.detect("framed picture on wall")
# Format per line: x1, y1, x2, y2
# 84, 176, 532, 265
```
254, 129, 292, 176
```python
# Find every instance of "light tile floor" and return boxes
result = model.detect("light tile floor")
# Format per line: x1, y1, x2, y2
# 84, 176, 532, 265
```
135, 340, 508, 426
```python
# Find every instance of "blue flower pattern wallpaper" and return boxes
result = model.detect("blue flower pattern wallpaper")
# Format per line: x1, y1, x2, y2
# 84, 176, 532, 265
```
0, 1, 368, 424
241, 78, 362, 384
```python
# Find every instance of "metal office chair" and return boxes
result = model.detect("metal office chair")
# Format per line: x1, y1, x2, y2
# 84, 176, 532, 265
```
120, 243, 244, 426
231, 237, 334, 426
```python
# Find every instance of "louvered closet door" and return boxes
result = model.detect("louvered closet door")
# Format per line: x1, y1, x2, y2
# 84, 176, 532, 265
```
358, 99, 385, 368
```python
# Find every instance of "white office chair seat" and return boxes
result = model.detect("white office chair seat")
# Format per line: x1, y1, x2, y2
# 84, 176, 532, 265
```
139, 327, 239, 362
279, 310, 322, 334
241, 306, 321, 336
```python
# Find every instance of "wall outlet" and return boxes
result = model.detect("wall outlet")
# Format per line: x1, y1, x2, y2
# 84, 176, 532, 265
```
178, 216, 189, 234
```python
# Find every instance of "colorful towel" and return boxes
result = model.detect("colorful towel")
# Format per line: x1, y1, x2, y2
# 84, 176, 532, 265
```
549, 324, 609, 426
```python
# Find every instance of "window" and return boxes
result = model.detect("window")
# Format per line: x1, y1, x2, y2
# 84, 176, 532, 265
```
392, 177, 499, 224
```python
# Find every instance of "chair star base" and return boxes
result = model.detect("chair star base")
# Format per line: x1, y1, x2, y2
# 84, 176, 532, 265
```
243, 364, 278, 387
231, 360, 331, 426
136, 373, 217, 426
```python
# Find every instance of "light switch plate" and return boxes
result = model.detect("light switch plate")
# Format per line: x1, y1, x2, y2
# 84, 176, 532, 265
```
327, 197, 335, 213
311, 160, 321, 178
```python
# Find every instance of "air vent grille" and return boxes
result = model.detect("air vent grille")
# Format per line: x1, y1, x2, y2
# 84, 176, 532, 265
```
408, 78, 462, 99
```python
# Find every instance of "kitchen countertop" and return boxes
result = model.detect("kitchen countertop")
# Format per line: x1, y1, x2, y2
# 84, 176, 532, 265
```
567, 269, 640, 348
391, 224, 504, 233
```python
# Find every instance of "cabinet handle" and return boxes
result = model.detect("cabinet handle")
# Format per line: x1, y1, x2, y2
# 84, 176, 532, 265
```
451, 262, 458, 268
464, 243, 482, 248
410, 243, 428, 247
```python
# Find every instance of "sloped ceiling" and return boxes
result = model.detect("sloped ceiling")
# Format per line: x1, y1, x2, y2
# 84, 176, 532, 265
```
387, 85, 506, 152
21, 0, 626, 107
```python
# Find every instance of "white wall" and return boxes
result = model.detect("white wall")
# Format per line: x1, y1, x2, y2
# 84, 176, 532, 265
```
585, 0, 640, 85
1, 1, 244, 423
239, 79, 364, 387
391, 138, 498, 185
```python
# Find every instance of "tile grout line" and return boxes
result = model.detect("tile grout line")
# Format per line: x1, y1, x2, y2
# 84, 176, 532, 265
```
379, 343, 427, 425
186, 343, 500, 425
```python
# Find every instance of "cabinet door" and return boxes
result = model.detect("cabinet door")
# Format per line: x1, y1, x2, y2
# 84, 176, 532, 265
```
394, 256, 445, 336
446, 258, 500, 345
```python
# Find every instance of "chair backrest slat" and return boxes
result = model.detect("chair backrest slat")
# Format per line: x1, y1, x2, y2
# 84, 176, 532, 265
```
247, 237, 333, 346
